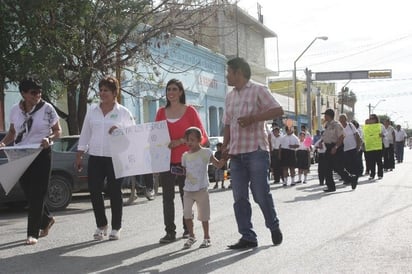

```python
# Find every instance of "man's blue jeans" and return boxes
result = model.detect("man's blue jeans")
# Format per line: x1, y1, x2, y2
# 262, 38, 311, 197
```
230, 148, 280, 242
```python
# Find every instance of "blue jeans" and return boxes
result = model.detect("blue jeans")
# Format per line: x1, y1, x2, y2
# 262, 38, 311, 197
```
395, 142, 404, 162
230, 148, 280, 242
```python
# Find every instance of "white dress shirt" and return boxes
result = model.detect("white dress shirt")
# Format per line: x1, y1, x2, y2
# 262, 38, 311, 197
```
77, 103, 135, 157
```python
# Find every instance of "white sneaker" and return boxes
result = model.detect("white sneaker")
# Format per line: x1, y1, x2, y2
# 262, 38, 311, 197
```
93, 226, 108, 240
109, 229, 121, 240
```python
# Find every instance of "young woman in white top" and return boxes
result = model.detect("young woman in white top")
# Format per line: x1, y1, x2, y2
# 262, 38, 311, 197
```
279, 126, 299, 186
296, 132, 310, 184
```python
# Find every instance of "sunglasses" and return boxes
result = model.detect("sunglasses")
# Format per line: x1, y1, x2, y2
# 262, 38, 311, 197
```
25, 89, 41, 95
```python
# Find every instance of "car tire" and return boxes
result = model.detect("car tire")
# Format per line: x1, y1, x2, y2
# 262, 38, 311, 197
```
46, 175, 72, 211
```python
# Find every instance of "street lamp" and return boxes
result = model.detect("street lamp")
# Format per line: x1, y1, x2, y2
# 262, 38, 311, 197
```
368, 99, 386, 115
293, 36, 328, 128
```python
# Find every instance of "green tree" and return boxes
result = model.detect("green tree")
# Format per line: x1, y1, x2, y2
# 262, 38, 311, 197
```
1, 0, 226, 134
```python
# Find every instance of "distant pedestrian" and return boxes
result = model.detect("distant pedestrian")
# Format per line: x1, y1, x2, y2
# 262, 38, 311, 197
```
339, 114, 361, 179
322, 109, 358, 192
125, 174, 155, 205
269, 126, 283, 183
296, 132, 310, 184
222, 57, 283, 249
213, 143, 226, 189
394, 124, 407, 163
181, 127, 224, 249
314, 132, 326, 185
352, 120, 364, 176
76, 76, 135, 241
382, 119, 395, 171
312, 129, 322, 145
364, 114, 384, 180
279, 126, 299, 186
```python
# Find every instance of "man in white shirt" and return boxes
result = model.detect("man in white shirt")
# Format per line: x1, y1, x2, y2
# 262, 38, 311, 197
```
394, 124, 407, 163
383, 119, 395, 170
339, 114, 361, 180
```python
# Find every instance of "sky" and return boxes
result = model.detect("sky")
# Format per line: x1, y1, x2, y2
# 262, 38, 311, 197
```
238, 0, 412, 128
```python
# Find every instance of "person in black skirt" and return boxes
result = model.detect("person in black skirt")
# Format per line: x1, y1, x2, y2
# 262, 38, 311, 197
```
279, 126, 299, 186
296, 132, 310, 184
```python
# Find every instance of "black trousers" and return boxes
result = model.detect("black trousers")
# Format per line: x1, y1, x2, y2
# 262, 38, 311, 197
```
88, 155, 123, 230
383, 144, 395, 169
365, 149, 383, 178
159, 167, 187, 235
270, 149, 282, 182
324, 144, 355, 190
344, 148, 358, 175
317, 153, 326, 184
20, 148, 53, 239
356, 150, 364, 176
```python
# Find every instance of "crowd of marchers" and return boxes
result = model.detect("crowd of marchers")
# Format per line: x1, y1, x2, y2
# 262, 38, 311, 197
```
268, 111, 408, 192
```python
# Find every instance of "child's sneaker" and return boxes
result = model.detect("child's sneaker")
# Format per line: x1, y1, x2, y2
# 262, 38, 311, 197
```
183, 237, 197, 249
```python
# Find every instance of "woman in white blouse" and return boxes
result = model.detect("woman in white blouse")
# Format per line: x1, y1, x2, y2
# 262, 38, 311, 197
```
76, 76, 135, 241
0, 78, 61, 245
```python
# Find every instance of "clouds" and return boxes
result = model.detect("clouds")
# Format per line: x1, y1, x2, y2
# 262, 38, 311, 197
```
238, 0, 412, 126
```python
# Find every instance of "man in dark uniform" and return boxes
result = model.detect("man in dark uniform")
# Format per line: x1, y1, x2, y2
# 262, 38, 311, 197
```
322, 109, 358, 192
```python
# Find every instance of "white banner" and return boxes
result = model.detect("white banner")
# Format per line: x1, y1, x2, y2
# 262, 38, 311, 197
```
110, 121, 171, 179
0, 145, 42, 195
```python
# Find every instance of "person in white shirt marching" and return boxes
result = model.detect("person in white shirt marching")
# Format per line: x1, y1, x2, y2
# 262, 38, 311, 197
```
314, 132, 326, 185
269, 126, 283, 183
394, 124, 407, 163
296, 132, 310, 184
76, 76, 135, 241
383, 119, 395, 171
339, 114, 361, 182
279, 126, 299, 186
0, 78, 62, 245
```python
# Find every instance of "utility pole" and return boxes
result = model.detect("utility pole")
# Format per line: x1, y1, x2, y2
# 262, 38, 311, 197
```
341, 86, 349, 114
305, 68, 312, 133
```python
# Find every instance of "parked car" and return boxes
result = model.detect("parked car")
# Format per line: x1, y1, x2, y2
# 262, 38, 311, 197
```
0, 135, 89, 211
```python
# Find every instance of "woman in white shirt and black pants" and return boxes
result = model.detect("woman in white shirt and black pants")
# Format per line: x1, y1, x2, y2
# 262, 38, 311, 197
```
76, 76, 135, 241
0, 78, 62, 245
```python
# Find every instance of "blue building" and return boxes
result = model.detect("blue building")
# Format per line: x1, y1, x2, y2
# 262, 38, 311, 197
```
121, 35, 227, 137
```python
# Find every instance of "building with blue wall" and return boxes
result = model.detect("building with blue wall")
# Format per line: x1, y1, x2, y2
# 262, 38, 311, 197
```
121, 35, 227, 136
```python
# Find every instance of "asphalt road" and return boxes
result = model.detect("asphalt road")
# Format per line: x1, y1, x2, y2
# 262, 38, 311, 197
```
1, 150, 412, 273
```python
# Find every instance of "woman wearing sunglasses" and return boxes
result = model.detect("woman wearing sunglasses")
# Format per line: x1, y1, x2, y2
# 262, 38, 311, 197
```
0, 78, 62, 245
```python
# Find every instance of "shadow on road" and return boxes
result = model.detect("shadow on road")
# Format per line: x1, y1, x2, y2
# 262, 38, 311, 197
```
0, 237, 272, 273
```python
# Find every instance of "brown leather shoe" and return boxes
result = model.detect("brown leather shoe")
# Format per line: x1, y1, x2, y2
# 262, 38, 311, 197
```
39, 217, 55, 238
